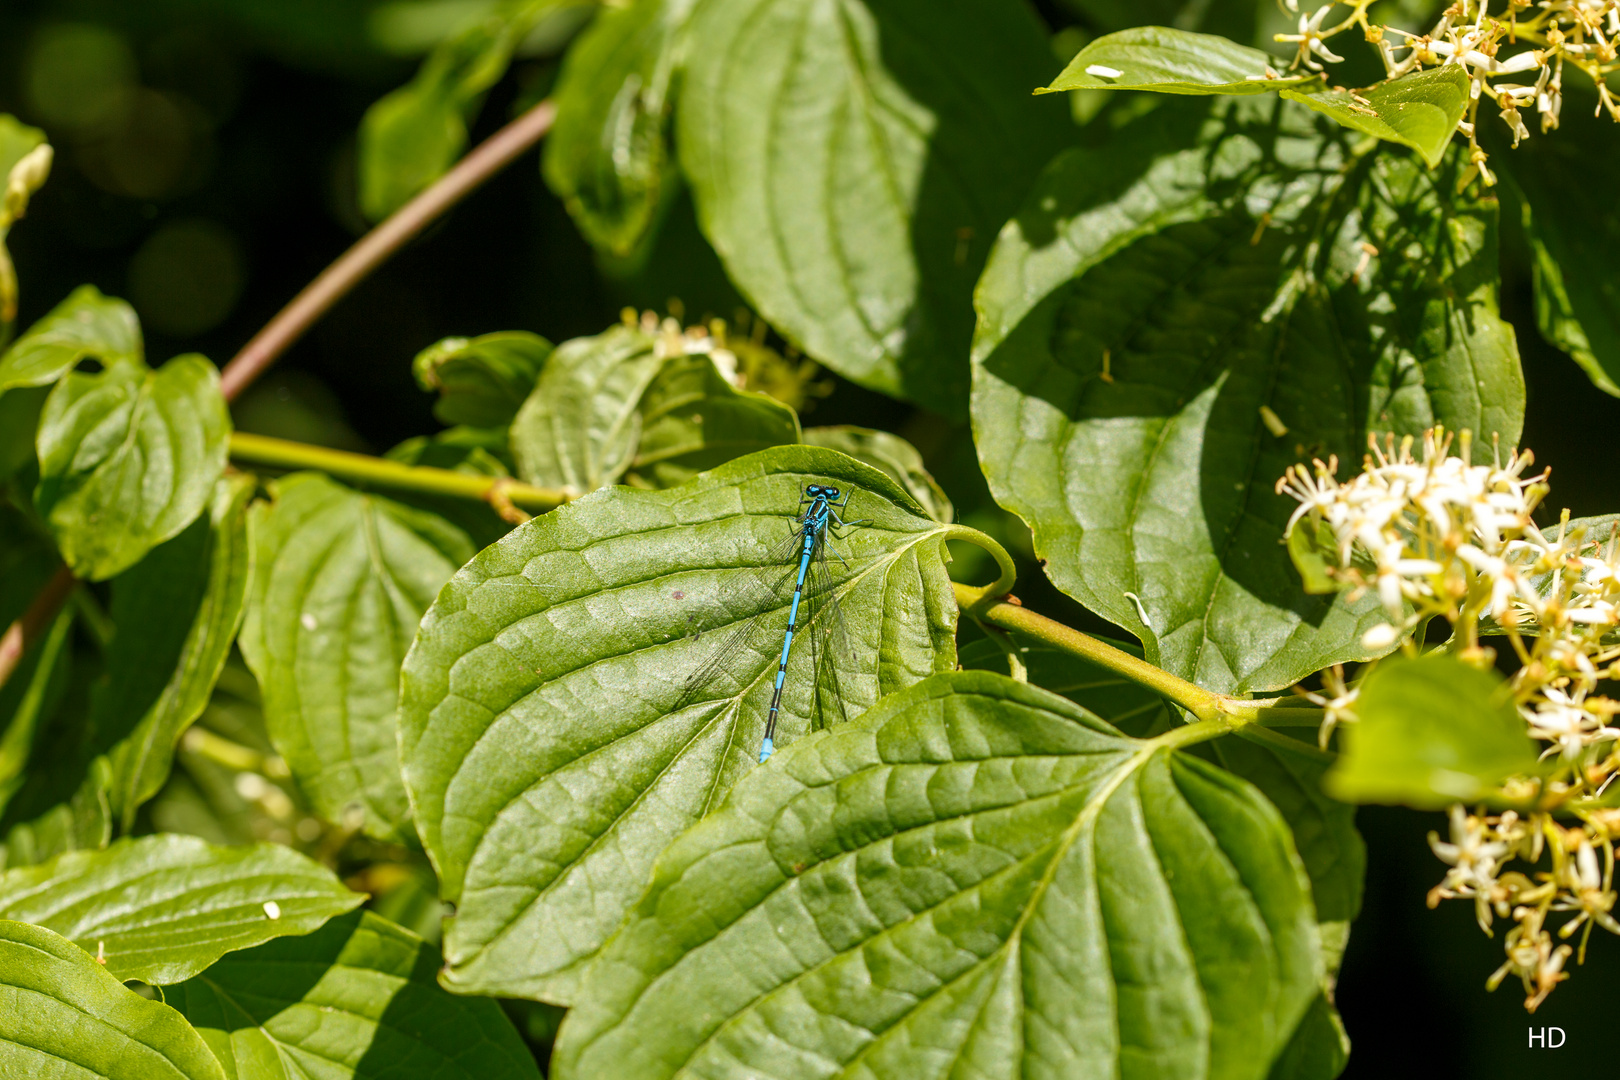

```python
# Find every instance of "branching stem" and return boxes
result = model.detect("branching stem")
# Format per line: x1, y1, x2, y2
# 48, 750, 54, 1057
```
228, 433, 568, 514
953, 582, 1328, 746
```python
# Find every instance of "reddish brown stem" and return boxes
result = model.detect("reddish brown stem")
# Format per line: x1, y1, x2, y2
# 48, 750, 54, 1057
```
219, 97, 557, 403
0, 564, 75, 689
1, 97, 559, 692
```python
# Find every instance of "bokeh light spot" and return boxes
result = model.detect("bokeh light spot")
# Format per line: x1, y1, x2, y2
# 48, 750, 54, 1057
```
127, 218, 245, 337
23, 23, 137, 132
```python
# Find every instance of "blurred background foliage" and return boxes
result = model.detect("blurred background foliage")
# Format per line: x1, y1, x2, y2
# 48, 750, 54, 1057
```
2, 0, 1619, 1075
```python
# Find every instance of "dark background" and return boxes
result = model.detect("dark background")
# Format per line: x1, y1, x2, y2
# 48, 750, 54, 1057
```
2, 1, 1617, 1074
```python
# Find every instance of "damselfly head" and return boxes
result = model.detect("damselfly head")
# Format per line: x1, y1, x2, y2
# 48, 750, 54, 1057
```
805, 484, 840, 500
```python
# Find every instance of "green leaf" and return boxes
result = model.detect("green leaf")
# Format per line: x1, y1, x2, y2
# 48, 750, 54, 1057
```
1495, 103, 1620, 396
100, 476, 255, 831
413, 330, 552, 428
0, 503, 58, 630
675, 0, 1070, 416
1287, 516, 1343, 595
167, 910, 540, 1080
398, 446, 958, 1000
0, 833, 365, 985
1327, 652, 1539, 808
35, 352, 231, 581
0, 118, 46, 186
971, 97, 1522, 694
1267, 991, 1350, 1080
358, 0, 577, 219
0, 919, 226, 1080
508, 323, 663, 493
0, 285, 142, 395
0, 384, 48, 479
1216, 740, 1363, 929
1043, 25, 1312, 95
240, 473, 476, 842
552, 671, 1322, 1080
1213, 734, 1362, 1070
543, 0, 692, 255
0, 115, 50, 335
0, 611, 112, 872
0, 610, 74, 821
0, 764, 112, 873
1282, 66, 1469, 168
627, 351, 801, 488
802, 425, 952, 523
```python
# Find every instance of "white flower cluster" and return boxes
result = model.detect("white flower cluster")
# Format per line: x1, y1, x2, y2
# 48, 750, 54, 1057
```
1278, 427, 1620, 759
1278, 428, 1620, 1009
1428, 805, 1620, 1010
626, 308, 744, 381
1274, 0, 1620, 186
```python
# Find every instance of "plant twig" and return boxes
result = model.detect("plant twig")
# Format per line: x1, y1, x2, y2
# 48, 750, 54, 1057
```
218, 97, 558, 403
954, 583, 1328, 743
228, 432, 567, 513
955, 583, 1228, 722
0, 98, 559, 693
0, 564, 75, 689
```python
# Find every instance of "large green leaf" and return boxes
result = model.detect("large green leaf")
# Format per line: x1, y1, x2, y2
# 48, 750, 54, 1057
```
413, 330, 552, 428
0, 284, 142, 395
1043, 25, 1313, 95
1282, 66, 1468, 168
0, 833, 365, 985
0, 919, 226, 1080
553, 671, 1322, 1080
675, 0, 1070, 415
1215, 739, 1362, 932
971, 96, 1522, 696
508, 323, 664, 494
543, 0, 693, 255
627, 350, 801, 487
100, 476, 255, 830
1327, 652, 1539, 808
240, 473, 475, 842
358, 0, 583, 219
1495, 102, 1620, 396
167, 910, 540, 1080
398, 446, 958, 1000
1216, 737, 1359, 1080
35, 352, 231, 581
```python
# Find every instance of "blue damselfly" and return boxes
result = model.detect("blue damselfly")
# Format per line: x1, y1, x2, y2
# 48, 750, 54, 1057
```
680, 483, 865, 762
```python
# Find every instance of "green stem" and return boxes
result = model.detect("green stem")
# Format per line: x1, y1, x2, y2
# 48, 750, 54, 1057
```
942, 525, 1017, 601
955, 584, 1329, 739
181, 726, 286, 777
956, 584, 1229, 723
229, 432, 568, 514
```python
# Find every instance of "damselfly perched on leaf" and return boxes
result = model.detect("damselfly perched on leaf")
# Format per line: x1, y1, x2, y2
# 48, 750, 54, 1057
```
680, 483, 866, 761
